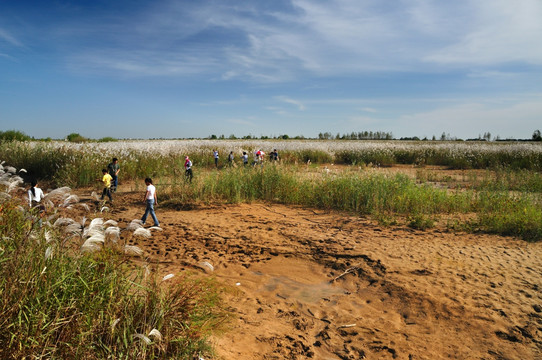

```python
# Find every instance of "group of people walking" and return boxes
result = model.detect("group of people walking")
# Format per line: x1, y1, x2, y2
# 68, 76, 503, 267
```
95, 157, 160, 227
27, 149, 281, 229
215, 148, 279, 168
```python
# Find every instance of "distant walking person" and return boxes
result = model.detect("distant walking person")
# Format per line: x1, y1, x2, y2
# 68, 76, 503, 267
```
107, 157, 120, 192
141, 177, 159, 227
242, 151, 248, 166
228, 151, 234, 166
184, 156, 193, 183
271, 149, 279, 161
98, 169, 113, 202
213, 149, 219, 168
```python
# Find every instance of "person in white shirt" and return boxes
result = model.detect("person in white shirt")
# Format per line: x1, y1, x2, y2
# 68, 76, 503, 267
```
141, 177, 160, 227
28, 180, 45, 210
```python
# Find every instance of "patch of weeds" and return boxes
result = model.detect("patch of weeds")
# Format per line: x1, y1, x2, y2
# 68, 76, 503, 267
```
407, 214, 435, 230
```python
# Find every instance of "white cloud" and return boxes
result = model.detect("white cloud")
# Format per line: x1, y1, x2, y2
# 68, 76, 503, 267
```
276, 96, 305, 110
0, 28, 23, 47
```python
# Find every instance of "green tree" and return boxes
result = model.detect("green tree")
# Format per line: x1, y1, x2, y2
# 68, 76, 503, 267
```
66, 133, 86, 142
0, 130, 31, 141
532, 130, 542, 141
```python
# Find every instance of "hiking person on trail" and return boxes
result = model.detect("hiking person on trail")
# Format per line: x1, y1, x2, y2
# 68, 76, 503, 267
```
141, 177, 159, 227
228, 151, 234, 167
97, 169, 113, 202
271, 149, 279, 161
213, 149, 219, 168
184, 156, 193, 183
107, 157, 120, 192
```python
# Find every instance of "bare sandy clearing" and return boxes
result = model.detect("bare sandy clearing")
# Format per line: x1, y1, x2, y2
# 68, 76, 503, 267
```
86, 185, 542, 360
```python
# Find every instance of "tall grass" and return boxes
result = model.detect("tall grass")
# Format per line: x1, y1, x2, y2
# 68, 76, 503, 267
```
2, 140, 542, 189
159, 165, 542, 241
0, 187, 227, 359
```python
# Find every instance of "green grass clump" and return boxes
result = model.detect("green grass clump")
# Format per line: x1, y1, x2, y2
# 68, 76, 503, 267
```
0, 199, 228, 359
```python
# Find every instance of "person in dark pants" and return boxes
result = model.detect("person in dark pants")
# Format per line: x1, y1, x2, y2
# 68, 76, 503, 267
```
184, 156, 193, 183
98, 169, 113, 202
141, 177, 159, 227
107, 157, 120, 192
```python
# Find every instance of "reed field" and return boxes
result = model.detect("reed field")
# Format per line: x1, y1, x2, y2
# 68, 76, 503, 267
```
2, 139, 542, 357
1, 139, 542, 241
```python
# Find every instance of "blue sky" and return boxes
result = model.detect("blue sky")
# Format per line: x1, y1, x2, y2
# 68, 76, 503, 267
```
1, 0, 541, 139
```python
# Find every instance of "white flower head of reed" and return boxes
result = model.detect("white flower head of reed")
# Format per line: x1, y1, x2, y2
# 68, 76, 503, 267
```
111, 318, 121, 331
127, 219, 144, 231
124, 245, 144, 257
103, 219, 118, 227
133, 227, 152, 238
81, 242, 102, 253
133, 333, 152, 345
199, 261, 214, 273
45, 246, 54, 260
162, 273, 175, 282
148, 329, 162, 342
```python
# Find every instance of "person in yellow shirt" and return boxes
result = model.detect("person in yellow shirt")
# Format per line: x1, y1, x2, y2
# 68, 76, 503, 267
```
97, 168, 113, 202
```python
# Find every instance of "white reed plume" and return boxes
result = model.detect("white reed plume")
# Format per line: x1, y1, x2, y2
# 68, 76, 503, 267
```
82, 234, 105, 248
54, 217, 76, 227
133, 333, 152, 345
111, 318, 121, 330
78, 203, 90, 212
81, 242, 102, 253
198, 261, 214, 273
149, 226, 163, 231
7, 176, 23, 193
4, 166, 16, 174
44, 187, 72, 203
148, 329, 163, 342
91, 191, 100, 201
45, 230, 54, 243
89, 218, 104, 228
44, 199, 54, 209
62, 194, 80, 207
45, 246, 53, 260
105, 226, 120, 244
0, 192, 11, 202
65, 222, 84, 235
19, 168, 27, 173
162, 273, 175, 281
127, 220, 143, 231
103, 219, 118, 227
133, 227, 152, 238
124, 245, 144, 256
100, 206, 110, 213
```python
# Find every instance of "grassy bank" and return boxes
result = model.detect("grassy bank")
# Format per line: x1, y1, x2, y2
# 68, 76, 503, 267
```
0, 182, 228, 359
159, 165, 542, 241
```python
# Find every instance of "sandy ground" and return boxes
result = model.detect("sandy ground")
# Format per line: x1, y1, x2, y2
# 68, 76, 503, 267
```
75, 176, 542, 360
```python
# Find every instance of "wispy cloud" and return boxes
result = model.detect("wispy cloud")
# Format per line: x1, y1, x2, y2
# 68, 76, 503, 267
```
276, 96, 305, 110
0, 28, 23, 47
36, 0, 538, 82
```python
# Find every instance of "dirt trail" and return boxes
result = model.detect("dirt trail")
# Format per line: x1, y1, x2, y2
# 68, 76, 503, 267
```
81, 184, 542, 360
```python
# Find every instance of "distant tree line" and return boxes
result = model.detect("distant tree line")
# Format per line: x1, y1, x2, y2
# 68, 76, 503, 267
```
1, 129, 542, 142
